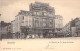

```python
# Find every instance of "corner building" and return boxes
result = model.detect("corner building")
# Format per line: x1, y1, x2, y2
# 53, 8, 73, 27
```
29, 2, 55, 38
14, 2, 62, 38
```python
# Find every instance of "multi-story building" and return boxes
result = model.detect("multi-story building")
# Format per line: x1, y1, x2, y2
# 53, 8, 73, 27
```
0, 21, 12, 39
30, 2, 55, 38
62, 18, 80, 37
1, 26, 8, 38
14, 10, 33, 39
62, 21, 71, 37
75, 18, 80, 37
11, 20, 18, 38
54, 15, 63, 32
53, 15, 63, 37
11, 2, 63, 38
71, 18, 80, 37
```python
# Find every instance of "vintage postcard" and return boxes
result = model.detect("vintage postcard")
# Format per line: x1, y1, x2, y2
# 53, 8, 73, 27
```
0, 0, 80, 51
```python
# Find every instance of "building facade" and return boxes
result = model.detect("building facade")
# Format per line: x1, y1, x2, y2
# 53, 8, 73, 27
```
62, 21, 71, 37
54, 15, 63, 32
62, 18, 80, 37
75, 18, 80, 37
11, 2, 63, 39
0, 21, 12, 39
14, 10, 33, 39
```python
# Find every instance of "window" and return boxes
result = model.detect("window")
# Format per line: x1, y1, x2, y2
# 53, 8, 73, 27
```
42, 19, 47, 28
42, 12, 47, 16
35, 22, 39, 27
25, 21, 28, 25
29, 17, 32, 23
22, 16, 24, 20
44, 12, 47, 16
49, 13, 53, 17
43, 23, 46, 28
42, 19, 46, 22
35, 18, 39, 27
34, 12, 37, 15
49, 19, 53, 27
36, 12, 40, 15
35, 21, 39, 27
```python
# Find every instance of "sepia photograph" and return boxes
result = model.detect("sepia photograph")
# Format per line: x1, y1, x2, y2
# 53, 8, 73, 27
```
0, 0, 80, 51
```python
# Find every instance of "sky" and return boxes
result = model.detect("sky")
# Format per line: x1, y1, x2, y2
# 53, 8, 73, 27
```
0, 0, 80, 26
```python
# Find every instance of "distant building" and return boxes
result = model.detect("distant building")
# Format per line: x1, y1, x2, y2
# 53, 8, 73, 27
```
1, 26, 8, 38
0, 21, 11, 39
62, 21, 71, 37
62, 18, 80, 37
75, 18, 80, 37
71, 18, 80, 37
